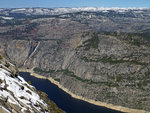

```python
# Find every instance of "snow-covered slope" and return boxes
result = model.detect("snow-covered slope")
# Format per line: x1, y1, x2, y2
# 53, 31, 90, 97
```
0, 57, 49, 113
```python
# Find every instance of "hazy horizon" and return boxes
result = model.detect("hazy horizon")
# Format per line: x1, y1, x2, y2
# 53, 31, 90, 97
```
0, 0, 150, 8
0, 6, 150, 9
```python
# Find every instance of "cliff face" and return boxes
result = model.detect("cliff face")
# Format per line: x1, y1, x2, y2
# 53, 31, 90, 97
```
0, 55, 65, 113
0, 9, 150, 112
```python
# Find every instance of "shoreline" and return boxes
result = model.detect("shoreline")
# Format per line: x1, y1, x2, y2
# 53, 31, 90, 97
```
19, 68, 149, 113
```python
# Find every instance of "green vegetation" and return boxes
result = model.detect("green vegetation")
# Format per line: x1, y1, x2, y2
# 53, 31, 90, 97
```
33, 67, 119, 86
79, 31, 150, 50
83, 33, 99, 50
81, 56, 148, 66
33, 67, 55, 74
100, 31, 118, 37
5, 62, 10, 68
27, 80, 31, 85
25, 22, 38, 33
137, 79, 150, 90
54, 78, 60, 82
33, 67, 97, 84
61, 69, 99, 84
124, 35, 142, 47
100, 31, 150, 47
116, 75, 121, 82
33, 67, 150, 88
0, 54, 3, 59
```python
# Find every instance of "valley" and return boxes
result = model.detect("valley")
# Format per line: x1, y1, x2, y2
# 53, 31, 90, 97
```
0, 7, 150, 113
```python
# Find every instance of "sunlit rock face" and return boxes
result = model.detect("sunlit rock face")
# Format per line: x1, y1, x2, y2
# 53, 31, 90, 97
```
0, 56, 65, 113
0, 8, 150, 112
0, 56, 49, 113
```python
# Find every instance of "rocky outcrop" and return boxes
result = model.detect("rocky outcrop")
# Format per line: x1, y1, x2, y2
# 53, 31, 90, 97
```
0, 55, 65, 113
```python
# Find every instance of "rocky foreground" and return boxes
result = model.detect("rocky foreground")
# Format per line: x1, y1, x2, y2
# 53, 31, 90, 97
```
0, 55, 65, 113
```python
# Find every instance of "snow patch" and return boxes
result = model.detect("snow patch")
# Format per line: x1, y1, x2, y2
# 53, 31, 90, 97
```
0, 66, 47, 112
1, 16, 14, 20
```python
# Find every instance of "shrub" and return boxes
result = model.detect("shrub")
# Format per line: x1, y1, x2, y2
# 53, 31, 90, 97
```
0, 54, 3, 59
28, 80, 31, 85
83, 33, 99, 50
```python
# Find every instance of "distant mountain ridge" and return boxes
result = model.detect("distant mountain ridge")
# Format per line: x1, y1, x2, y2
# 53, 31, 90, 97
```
0, 7, 150, 16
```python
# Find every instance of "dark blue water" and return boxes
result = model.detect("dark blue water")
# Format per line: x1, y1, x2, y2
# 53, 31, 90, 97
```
19, 72, 124, 113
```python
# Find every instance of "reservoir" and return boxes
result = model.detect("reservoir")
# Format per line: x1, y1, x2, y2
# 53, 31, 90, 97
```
19, 72, 124, 113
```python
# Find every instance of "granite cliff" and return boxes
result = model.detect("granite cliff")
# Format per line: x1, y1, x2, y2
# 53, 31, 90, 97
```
0, 8, 150, 112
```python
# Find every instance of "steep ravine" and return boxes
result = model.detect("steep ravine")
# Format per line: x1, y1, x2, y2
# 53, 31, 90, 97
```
23, 42, 40, 66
